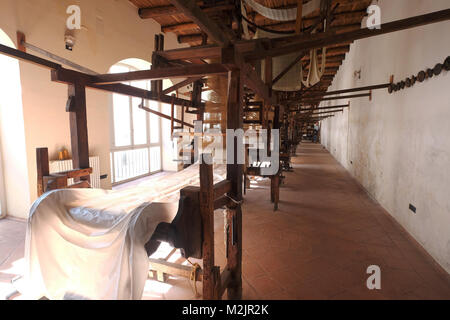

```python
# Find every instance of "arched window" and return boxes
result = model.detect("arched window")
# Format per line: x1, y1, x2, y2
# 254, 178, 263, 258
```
109, 59, 162, 184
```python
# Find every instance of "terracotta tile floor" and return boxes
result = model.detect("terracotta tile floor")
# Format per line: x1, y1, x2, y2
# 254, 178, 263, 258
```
1, 142, 450, 300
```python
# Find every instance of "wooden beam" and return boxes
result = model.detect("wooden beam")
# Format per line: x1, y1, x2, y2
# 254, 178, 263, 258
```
51, 68, 201, 108
140, 3, 234, 20
297, 104, 350, 112
300, 109, 344, 116
149, 258, 203, 281
301, 92, 371, 103
68, 83, 90, 183
246, 8, 450, 60
36, 148, 50, 197
225, 70, 243, 300
199, 155, 219, 299
156, 45, 222, 61
162, 77, 203, 95
168, 0, 231, 47
90, 64, 228, 84
139, 5, 178, 19
302, 83, 390, 98
139, 105, 194, 128
272, 52, 306, 86
0, 43, 61, 69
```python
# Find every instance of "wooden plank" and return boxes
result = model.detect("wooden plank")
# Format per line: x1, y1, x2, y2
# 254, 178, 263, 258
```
149, 258, 203, 281
155, 45, 222, 61
36, 148, 50, 197
52, 68, 201, 108
199, 155, 217, 299
168, 0, 231, 47
213, 180, 232, 200
225, 70, 243, 300
162, 77, 202, 95
90, 64, 228, 84
140, 3, 234, 20
214, 195, 230, 210
139, 104, 194, 128
68, 83, 90, 184
59, 168, 93, 179
67, 181, 90, 189
302, 83, 391, 98
0, 43, 61, 70
301, 92, 371, 103
272, 52, 306, 86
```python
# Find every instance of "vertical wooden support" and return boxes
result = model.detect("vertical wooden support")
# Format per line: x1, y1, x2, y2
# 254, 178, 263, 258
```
157, 35, 164, 94
151, 34, 164, 96
270, 174, 280, 211
199, 154, 219, 299
226, 70, 243, 300
36, 148, 49, 197
68, 83, 90, 183
192, 80, 203, 120
151, 35, 159, 94
171, 94, 175, 134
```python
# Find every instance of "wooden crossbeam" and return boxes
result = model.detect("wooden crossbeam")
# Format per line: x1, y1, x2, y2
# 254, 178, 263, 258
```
246, 8, 450, 60
51, 68, 202, 108
90, 64, 228, 84
162, 76, 203, 95
168, 0, 231, 47
301, 92, 371, 103
302, 83, 390, 98
299, 109, 344, 116
153, 9, 450, 63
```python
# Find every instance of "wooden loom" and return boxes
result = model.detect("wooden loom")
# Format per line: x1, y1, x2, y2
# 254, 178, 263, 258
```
1, 3, 450, 300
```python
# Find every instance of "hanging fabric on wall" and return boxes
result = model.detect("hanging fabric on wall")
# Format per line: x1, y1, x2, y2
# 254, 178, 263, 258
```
243, 0, 320, 22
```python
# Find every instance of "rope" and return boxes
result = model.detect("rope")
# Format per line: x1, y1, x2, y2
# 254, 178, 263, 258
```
225, 195, 243, 206
186, 258, 202, 297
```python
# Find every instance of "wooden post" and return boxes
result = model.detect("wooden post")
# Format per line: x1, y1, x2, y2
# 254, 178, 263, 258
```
226, 70, 243, 300
192, 80, 203, 120
171, 94, 175, 134
36, 148, 50, 197
68, 83, 90, 183
199, 154, 219, 299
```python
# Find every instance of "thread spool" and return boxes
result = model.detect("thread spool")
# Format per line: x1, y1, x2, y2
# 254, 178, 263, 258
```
388, 84, 394, 94
417, 71, 426, 82
433, 63, 443, 76
444, 56, 450, 71
405, 78, 412, 87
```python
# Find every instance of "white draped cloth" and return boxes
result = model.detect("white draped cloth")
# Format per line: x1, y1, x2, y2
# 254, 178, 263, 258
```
22, 164, 226, 300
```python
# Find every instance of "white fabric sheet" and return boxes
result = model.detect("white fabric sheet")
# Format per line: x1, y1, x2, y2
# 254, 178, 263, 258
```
23, 164, 226, 300
243, 0, 320, 22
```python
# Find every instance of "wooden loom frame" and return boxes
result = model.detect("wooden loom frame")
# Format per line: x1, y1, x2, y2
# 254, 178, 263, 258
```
0, 5, 449, 300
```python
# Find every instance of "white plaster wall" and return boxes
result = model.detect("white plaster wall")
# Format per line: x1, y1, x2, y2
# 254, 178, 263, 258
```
0, 0, 186, 218
321, 0, 450, 273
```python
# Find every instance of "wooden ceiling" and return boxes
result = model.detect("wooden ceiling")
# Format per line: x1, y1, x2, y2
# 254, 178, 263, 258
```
128, 0, 373, 96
